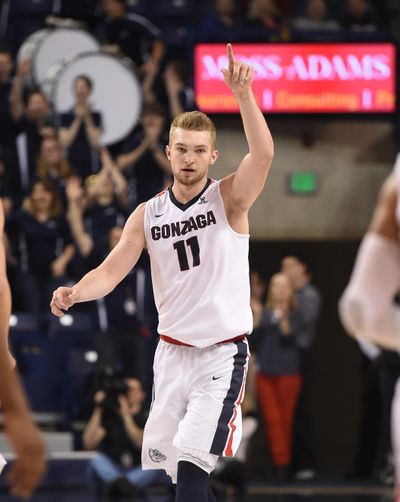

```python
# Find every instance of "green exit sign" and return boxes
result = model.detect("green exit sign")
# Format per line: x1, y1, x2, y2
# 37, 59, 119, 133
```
288, 172, 318, 195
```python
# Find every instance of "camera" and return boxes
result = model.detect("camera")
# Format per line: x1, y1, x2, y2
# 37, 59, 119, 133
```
96, 367, 129, 413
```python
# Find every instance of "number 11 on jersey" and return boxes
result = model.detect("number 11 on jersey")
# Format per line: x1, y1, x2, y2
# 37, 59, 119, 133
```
173, 236, 200, 271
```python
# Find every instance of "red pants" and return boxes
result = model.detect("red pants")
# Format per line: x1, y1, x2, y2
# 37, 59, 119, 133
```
256, 372, 302, 467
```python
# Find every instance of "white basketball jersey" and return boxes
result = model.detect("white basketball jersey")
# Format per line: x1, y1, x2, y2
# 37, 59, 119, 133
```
144, 179, 253, 347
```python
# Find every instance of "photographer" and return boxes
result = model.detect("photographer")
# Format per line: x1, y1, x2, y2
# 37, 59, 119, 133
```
83, 375, 170, 497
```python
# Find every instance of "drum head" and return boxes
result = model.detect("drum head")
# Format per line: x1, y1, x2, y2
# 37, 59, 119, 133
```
29, 29, 100, 85
52, 52, 142, 146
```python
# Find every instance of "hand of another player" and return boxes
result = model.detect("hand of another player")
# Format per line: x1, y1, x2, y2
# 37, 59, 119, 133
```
50, 287, 80, 317
5, 415, 46, 499
220, 43, 253, 96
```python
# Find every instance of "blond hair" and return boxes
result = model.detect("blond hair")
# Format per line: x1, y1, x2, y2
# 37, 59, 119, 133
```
37, 157, 72, 180
266, 273, 297, 311
169, 111, 216, 147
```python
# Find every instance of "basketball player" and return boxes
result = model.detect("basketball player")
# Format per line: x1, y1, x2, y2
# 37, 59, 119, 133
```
339, 157, 400, 351
339, 154, 400, 500
0, 199, 46, 498
50, 43, 274, 500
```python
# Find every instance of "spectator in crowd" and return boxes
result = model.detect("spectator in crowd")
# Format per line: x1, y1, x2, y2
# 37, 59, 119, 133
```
6, 179, 74, 315
281, 255, 321, 351
250, 272, 303, 481
67, 177, 149, 382
83, 376, 170, 497
281, 254, 321, 480
9, 60, 55, 196
37, 136, 74, 208
292, 0, 340, 35
162, 60, 195, 121
117, 103, 171, 209
82, 150, 127, 260
197, 0, 246, 43
98, 0, 165, 103
58, 75, 102, 180
341, 0, 382, 35
246, 0, 288, 41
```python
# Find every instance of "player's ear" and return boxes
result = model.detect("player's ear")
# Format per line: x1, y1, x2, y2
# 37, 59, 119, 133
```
165, 145, 171, 160
210, 150, 219, 166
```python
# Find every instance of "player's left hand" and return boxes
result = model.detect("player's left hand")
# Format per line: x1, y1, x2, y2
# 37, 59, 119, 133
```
221, 43, 253, 95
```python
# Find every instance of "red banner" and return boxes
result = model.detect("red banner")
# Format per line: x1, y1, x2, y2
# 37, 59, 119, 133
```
194, 43, 396, 113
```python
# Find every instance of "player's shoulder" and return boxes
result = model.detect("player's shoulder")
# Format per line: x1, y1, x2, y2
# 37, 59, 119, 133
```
152, 188, 169, 200
144, 188, 170, 218
147, 188, 169, 206
126, 202, 146, 227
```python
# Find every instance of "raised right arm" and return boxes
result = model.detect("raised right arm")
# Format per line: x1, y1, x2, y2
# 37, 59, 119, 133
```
50, 202, 146, 316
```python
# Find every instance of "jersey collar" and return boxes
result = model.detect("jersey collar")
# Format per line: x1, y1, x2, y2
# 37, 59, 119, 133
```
168, 178, 212, 211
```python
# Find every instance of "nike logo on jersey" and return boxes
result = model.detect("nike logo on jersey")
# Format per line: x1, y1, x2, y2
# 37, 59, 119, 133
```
151, 210, 217, 241
212, 376, 223, 380
155, 214, 164, 217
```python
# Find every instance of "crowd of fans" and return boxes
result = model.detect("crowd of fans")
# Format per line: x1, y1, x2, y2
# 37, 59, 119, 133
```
0, 0, 398, 497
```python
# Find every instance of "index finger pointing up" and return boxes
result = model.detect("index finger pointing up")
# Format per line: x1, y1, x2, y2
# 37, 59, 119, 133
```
227, 43, 234, 73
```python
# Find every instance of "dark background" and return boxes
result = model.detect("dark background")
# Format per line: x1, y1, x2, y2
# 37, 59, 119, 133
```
249, 240, 362, 471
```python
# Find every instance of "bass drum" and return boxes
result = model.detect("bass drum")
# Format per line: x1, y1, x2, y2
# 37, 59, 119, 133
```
17, 28, 100, 85
50, 52, 142, 146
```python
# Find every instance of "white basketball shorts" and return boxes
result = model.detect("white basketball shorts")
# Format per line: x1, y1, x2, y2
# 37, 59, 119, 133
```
142, 337, 249, 482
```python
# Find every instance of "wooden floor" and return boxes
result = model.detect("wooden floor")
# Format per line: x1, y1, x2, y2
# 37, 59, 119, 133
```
0, 483, 394, 501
